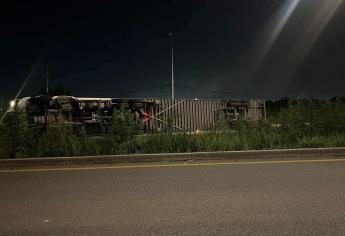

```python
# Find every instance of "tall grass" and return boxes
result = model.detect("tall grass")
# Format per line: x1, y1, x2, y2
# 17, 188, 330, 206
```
1, 100, 345, 158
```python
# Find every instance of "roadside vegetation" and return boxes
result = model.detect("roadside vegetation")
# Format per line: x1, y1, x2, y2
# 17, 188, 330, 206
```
1, 97, 345, 158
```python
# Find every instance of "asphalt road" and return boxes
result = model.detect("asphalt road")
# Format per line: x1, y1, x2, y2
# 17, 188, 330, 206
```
1, 159, 345, 235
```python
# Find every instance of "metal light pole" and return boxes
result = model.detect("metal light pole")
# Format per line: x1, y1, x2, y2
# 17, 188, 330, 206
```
169, 32, 174, 99
46, 65, 49, 95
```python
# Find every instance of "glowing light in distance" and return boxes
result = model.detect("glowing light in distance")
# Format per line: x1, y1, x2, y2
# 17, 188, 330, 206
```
10, 100, 15, 108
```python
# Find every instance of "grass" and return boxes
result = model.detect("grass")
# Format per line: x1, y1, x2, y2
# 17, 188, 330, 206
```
1, 100, 345, 158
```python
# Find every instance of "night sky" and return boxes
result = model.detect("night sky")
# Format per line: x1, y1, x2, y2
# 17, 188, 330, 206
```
1, 0, 345, 100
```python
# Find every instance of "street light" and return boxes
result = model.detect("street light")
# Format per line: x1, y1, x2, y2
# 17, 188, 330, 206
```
169, 32, 174, 99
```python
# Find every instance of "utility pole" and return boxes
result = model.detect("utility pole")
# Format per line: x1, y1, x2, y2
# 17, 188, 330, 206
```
46, 65, 49, 95
169, 32, 174, 99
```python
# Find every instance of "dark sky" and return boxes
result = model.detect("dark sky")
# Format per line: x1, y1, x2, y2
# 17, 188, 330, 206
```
1, 0, 345, 100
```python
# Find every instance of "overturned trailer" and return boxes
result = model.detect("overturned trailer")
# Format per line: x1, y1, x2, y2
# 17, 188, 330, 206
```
123, 98, 266, 132
12, 96, 266, 133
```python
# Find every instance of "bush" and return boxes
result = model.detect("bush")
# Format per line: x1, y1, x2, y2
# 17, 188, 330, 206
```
37, 119, 82, 157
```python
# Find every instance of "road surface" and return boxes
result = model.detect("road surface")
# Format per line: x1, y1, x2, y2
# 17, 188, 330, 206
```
1, 159, 345, 235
